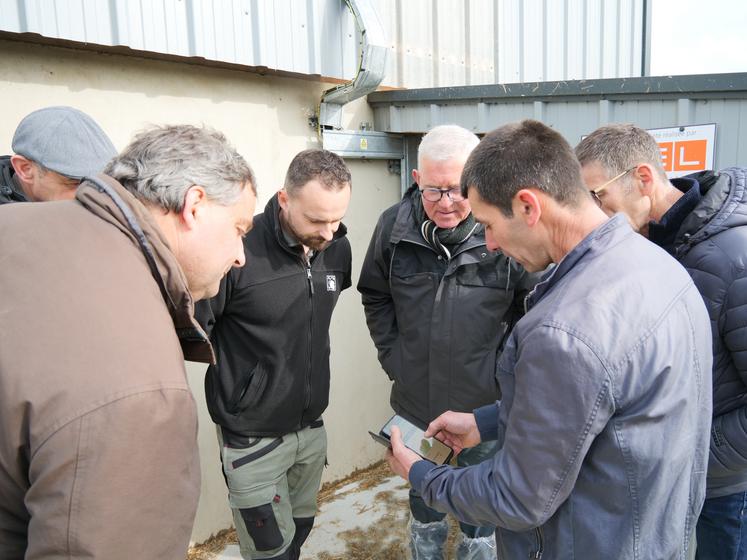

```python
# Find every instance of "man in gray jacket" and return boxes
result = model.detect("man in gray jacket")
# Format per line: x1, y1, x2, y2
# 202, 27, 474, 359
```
359, 125, 536, 559
387, 119, 713, 559
576, 123, 747, 560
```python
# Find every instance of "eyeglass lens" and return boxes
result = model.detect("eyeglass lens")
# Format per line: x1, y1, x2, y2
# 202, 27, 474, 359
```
421, 188, 464, 202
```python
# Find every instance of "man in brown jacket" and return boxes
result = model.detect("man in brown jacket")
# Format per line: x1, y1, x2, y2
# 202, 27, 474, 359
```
0, 124, 256, 559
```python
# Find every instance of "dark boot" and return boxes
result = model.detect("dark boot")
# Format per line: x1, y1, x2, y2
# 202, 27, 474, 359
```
286, 516, 314, 560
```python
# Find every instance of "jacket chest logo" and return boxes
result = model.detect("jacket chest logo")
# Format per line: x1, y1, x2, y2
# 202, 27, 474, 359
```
326, 274, 337, 292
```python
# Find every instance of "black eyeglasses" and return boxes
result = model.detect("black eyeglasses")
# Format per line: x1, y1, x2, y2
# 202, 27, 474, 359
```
589, 166, 637, 207
420, 187, 465, 203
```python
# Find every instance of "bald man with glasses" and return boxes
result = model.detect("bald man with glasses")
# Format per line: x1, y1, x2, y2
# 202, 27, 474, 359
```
358, 124, 539, 559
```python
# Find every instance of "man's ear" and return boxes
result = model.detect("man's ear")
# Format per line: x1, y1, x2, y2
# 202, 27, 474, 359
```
278, 188, 290, 212
634, 164, 656, 197
412, 169, 420, 185
513, 188, 542, 227
10, 155, 36, 183
180, 185, 208, 230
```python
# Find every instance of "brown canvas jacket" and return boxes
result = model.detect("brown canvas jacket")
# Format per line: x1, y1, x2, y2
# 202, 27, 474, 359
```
0, 175, 213, 559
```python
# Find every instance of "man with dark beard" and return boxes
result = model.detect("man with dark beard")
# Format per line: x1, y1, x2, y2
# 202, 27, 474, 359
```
196, 149, 352, 560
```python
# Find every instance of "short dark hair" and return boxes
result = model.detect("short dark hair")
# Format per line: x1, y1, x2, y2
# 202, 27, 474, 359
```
575, 123, 668, 182
460, 120, 585, 217
284, 149, 351, 195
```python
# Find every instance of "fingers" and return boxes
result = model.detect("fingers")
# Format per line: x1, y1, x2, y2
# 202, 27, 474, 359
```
425, 415, 447, 438
390, 425, 405, 453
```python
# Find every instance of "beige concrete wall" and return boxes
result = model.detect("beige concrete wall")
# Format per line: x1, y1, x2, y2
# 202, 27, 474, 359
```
0, 39, 401, 544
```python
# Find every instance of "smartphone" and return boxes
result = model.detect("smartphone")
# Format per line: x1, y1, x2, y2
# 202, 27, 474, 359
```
370, 414, 453, 464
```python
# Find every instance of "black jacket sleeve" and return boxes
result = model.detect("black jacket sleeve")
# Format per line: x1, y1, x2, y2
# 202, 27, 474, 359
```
193, 266, 238, 339
710, 271, 747, 475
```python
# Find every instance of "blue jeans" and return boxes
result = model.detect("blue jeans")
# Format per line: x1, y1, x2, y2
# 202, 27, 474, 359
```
409, 440, 497, 538
696, 491, 747, 560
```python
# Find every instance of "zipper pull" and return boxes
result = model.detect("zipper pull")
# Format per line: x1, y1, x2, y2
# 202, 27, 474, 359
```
306, 265, 314, 295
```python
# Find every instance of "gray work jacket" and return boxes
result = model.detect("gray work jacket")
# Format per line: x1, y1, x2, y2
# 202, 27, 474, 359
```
410, 214, 713, 559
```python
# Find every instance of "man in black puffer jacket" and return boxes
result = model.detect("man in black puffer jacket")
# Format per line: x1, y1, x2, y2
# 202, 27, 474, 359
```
577, 124, 747, 560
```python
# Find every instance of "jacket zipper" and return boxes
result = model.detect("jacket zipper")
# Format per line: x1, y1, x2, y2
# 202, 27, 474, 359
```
532, 527, 544, 559
303, 257, 314, 418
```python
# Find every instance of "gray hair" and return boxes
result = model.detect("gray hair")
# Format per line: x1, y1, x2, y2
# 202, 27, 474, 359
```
417, 124, 480, 167
575, 123, 668, 182
105, 124, 256, 212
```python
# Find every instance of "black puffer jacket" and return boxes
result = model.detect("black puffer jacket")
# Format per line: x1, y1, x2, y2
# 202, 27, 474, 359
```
196, 194, 351, 442
673, 167, 747, 498
358, 185, 538, 428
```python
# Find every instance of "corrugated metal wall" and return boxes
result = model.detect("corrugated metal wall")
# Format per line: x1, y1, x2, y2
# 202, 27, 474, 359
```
368, 73, 747, 173
0, 0, 646, 88
373, 0, 647, 88
0, 0, 360, 79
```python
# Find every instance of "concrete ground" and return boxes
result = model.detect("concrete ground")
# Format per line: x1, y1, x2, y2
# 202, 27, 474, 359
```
191, 462, 412, 560
191, 461, 466, 560
220, 466, 410, 559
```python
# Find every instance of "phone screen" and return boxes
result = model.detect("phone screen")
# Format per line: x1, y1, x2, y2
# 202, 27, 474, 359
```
381, 415, 453, 464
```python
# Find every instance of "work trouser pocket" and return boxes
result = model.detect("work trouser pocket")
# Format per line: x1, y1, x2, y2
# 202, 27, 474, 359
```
230, 437, 284, 469
238, 500, 283, 551
229, 482, 290, 555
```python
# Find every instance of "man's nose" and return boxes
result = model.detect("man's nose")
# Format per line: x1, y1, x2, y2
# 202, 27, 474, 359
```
234, 241, 246, 267
485, 233, 501, 253
320, 225, 334, 241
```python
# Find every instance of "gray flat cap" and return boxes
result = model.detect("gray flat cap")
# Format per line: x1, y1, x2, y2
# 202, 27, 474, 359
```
12, 106, 117, 179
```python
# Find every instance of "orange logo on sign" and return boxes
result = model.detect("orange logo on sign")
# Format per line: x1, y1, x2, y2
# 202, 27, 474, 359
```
658, 140, 707, 172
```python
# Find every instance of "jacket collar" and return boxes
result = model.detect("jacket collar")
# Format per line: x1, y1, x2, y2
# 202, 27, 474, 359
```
263, 191, 348, 255
389, 183, 486, 252
648, 177, 701, 253
526, 213, 632, 311
75, 174, 214, 363
674, 168, 747, 256
0, 157, 29, 203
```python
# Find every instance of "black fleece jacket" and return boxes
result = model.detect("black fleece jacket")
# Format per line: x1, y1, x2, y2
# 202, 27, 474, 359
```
196, 194, 351, 443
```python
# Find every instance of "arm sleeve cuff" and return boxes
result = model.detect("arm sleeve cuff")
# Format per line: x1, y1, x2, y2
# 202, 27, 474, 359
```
408, 460, 436, 493
474, 402, 500, 442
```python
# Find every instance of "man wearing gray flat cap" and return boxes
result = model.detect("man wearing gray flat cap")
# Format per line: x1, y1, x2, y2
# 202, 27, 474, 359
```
0, 106, 116, 204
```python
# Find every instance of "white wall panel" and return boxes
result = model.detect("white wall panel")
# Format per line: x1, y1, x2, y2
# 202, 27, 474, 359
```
0, 0, 646, 88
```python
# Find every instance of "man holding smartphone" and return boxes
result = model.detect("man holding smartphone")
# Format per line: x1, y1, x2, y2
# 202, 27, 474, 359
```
387, 120, 712, 560
358, 125, 538, 559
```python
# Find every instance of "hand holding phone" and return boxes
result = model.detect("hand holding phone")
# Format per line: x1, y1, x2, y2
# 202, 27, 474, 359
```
369, 414, 453, 464
425, 410, 481, 454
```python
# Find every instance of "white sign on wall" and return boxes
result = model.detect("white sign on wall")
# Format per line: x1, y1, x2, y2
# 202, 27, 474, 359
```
646, 124, 717, 179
